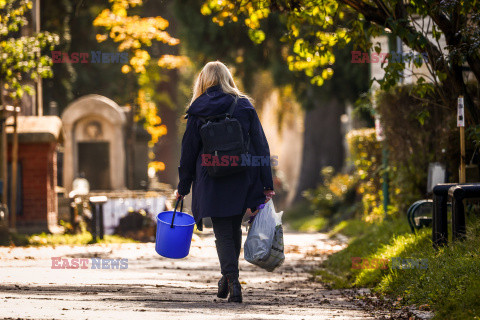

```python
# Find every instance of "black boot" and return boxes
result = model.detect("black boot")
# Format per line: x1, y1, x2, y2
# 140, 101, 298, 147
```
226, 273, 242, 303
217, 275, 228, 298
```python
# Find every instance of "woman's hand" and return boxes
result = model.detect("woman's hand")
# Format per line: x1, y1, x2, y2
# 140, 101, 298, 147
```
245, 208, 258, 217
264, 190, 275, 202
174, 190, 184, 201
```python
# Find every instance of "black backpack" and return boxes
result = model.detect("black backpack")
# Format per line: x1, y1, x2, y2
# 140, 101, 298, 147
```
198, 98, 249, 178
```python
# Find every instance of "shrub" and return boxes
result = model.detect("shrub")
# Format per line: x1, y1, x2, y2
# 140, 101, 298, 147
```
346, 128, 387, 221
303, 166, 358, 219
376, 84, 458, 212
304, 128, 394, 223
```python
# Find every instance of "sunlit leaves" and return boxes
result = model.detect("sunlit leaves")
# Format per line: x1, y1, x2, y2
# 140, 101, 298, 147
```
0, 0, 59, 100
200, 0, 353, 86
93, 0, 189, 171
93, 0, 182, 75
148, 161, 165, 172
0, 0, 31, 36
199, 0, 480, 106
157, 55, 190, 69
248, 29, 266, 43
346, 128, 384, 221
136, 88, 167, 145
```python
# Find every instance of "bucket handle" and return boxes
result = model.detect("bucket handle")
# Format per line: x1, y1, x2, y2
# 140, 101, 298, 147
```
170, 198, 184, 228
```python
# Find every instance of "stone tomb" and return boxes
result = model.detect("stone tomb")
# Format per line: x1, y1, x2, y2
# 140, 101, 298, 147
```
62, 95, 126, 193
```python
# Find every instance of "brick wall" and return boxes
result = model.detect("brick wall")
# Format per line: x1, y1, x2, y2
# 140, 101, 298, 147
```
8, 142, 58, 231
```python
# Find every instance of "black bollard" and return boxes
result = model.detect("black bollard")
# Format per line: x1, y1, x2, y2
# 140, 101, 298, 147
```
90, 201, 98, 242
432, 184, 457, 248
448, 184, 480, 241
99, 203, 104, 240
89, 196, 108, 242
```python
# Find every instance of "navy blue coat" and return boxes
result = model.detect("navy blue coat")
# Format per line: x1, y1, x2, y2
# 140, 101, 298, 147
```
177, 85, 274, 228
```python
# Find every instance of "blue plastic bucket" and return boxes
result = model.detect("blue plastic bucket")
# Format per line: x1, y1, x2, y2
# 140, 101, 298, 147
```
155, 199, 195, 259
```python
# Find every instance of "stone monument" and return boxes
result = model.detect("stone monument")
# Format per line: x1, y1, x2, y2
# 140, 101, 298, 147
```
62, 95, 126, 193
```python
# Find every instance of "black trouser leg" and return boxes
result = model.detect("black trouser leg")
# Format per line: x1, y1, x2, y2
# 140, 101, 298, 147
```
211, 214, 244, 276
232, 214, 243, 260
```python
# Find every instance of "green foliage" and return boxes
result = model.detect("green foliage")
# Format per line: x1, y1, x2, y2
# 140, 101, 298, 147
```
303, 166, 359, 220
316, 218, 410, 288
202, 0, 352, 86
315, 216, 480, 320
346, 128, 389, 221
375, 84, 459, 208
200, 0, 480, 123
0, 0, 59, 100
41, 1, 141, 113
175, 0, 368, 107
308, 83, 462, 223
303, 128, 394, 223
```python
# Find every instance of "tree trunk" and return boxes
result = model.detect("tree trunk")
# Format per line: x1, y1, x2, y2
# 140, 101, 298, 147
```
293, 97, 345, 203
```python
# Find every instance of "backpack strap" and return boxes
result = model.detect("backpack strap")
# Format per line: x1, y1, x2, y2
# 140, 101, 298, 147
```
197, 116, 206, 124
227, 97, 250, 151
198, 97, 238, 124
226, 98, 237, 118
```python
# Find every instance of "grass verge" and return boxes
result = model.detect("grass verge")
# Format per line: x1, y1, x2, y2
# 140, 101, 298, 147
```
0, 227, 137, 246
314, 216, 480, 320
283, 200, 328, 232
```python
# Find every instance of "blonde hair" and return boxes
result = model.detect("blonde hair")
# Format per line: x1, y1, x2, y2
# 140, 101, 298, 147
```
190, 61, 252, 106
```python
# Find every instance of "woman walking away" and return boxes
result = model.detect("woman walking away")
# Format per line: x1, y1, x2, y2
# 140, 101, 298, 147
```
176, 61, 274, 303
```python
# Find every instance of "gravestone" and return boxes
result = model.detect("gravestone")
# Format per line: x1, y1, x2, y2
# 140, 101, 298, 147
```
62, 95, 126, 192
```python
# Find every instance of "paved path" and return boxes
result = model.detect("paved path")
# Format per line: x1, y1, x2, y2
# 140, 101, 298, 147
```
0, 230, 377, 320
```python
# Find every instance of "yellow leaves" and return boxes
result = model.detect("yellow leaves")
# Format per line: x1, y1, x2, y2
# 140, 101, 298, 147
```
93, 0, 180, 75
150, 115, 162, 126
157, 55, 190, 69
291, 24, 299, 37
345, 128, 385, 219
310, 75, 324, 86
322, 67, 334, 79
202, 0, 269, 40
200, 4, 212, 16
115, 7, 128, 17
212, 16, 224, 26
149, 161, 165, 172
245, 17, 257, 29
93, 0, 188, 166
147, 125, 167, 144
110, 0, 143, 12
337, 28, 347, 39
248, 29, 265, 43
199, 0, 351, 87
244, 7, 270, 30
96, 34, 108, 42
136, 89, 168, 145
130, 49, 150, 73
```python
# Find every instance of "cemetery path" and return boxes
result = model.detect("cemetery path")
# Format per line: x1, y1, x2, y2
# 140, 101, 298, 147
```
0, 230, 379, 320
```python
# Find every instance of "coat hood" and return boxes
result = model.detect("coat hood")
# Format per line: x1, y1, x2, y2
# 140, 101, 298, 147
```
185, 85, 235, 118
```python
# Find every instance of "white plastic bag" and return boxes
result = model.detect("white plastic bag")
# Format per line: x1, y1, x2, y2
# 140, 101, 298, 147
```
244, 200, 284, 271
